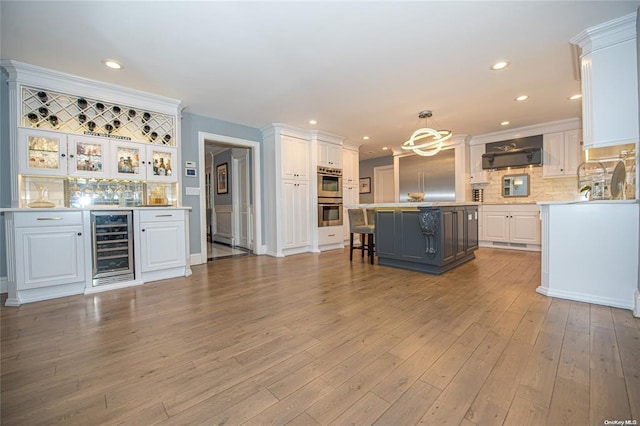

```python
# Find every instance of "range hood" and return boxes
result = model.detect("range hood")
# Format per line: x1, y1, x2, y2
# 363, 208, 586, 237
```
482, 135, 543, 170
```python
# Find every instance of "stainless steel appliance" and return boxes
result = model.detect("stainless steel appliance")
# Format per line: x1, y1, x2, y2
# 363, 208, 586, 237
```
317, 166, 343, 198
318, 197, 343, 227
399, 149, 456, 202
91, 211, 134, 286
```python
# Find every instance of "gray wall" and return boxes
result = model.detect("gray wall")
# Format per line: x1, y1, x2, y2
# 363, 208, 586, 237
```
1, 70, 10, 278
180, 112, 262, 255
358, 156, 394, 204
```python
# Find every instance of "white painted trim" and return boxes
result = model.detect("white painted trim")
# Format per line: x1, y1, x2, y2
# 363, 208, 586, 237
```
0, 276, 7, 294
84, 279, 144, 295
634, 290, 640, 318
190, 252, 206, 266
213, 204, 233, 245
469, 118, 581, 145
537, 285, 634, 311
198, 132, 264, 259
373, 165, 394, 203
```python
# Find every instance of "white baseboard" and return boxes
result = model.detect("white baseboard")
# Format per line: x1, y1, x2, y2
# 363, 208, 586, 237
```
190, 252, 206, 265
634, 290, 640, 318
537, 285, 634, 311
0, 276, 7, 294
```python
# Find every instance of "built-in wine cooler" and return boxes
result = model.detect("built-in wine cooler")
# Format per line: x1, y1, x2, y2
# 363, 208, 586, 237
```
91, 211, 134, 286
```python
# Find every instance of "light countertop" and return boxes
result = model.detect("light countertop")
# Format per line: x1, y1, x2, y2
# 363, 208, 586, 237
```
0, 206, 192, 212
352, 202, 479, 209
537, 199, 638, 206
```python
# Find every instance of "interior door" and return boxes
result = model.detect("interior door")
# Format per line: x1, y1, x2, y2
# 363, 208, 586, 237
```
374, 165, 395, 203
232, 150, 251, 250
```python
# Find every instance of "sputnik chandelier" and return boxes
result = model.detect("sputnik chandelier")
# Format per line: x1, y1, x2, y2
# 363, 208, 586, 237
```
401, 110, 452, 157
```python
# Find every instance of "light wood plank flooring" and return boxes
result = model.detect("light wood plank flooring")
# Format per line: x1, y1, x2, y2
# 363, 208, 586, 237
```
1, 248, 639, 425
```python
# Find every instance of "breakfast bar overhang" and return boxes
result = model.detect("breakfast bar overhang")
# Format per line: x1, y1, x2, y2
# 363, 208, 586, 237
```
360, 203, 479, 274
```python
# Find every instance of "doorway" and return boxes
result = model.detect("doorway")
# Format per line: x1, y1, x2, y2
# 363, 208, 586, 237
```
374, 165, 395, 202
198, 132, 263, 263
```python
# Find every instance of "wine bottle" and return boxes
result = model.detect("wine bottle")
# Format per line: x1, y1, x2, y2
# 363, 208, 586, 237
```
142, 112, 151, 123
143, 125, 151, 134
113, 106, 121, 114
27, 113, 38, 124
158, 158, 166, 176
77, 98, 88, 109
166, 159, 172, 176
37, 91, 48, 103
87, 121, 96, 131
163, 134, 172, 144
128, 109, 136, 119
38, 107, 49, 117
153, 159, 159, 175
96, 103, 105, 112
105, 124, 114, 133
113, 119, 121, 129
150, 132, 158, 141
48, 115, 59, 127
78, 114, 87, 124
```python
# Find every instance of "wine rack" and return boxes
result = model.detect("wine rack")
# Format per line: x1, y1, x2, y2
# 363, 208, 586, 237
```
21, 86, 176, 146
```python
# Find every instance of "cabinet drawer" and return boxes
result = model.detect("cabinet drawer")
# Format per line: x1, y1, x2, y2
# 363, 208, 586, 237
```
139, 209, 185, 223
13, 211, 83, 228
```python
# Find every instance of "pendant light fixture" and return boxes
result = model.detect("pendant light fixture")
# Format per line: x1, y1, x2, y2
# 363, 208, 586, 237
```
401, 110, 452, 157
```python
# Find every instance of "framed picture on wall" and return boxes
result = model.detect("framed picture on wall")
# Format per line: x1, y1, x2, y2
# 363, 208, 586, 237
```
216, 163, 228, 194
359, 177, 371, 194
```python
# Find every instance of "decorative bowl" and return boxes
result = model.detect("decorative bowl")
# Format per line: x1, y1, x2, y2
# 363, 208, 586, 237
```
408, 192, 425, 202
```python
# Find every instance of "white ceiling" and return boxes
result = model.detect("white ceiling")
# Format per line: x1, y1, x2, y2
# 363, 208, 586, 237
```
2, 1, 639, 160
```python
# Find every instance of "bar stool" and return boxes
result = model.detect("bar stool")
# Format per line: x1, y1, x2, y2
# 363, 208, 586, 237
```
348, 208, 375, 264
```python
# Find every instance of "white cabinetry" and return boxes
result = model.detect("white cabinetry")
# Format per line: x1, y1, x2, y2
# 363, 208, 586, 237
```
281, 135, 309, 180
263, 126, 313, 257
318, 141, 343, 167
4, 211, 87, 306
571, 13, 638, 149
543, 129, 582, 178
342, 146, 360, 240
480, 204, 540, 251
469, 144, 488, 184
111, 140, 177, 182
18, 129, 69, 177
282, 181, 310, 248
137, 209, 188, 281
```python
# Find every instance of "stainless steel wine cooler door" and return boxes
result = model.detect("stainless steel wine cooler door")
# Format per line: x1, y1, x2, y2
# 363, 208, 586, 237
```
91, 211, 134, 286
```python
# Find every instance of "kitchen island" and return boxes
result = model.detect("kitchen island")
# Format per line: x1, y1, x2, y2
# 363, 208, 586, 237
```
358, 202, 479, 274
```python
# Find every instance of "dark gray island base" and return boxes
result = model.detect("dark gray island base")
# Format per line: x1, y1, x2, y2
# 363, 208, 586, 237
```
374, 204, 478, 274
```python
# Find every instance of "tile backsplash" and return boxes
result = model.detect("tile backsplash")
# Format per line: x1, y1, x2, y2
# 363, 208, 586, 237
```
473, 166, 579, 203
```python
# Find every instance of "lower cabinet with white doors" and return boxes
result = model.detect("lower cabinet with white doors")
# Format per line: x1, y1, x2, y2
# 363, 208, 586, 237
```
479, 204, 541, 251
2, 207, 190, 306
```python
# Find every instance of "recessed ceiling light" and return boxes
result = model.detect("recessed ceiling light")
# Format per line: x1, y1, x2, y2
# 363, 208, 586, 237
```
362, 136, 370, 140
367, 151, 374, 154
102, 59, 123, 70
490, 60, 510, 71
501, 121, 510, 126
569, 94, 582, 100
515, 95, 529, 101
309, 119, 317, 125
382, 147, 388, 150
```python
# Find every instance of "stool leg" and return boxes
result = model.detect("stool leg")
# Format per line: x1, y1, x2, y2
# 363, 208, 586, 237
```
361, 234, 365, 258
350, 232, 354, 261
369, 234, 374, 264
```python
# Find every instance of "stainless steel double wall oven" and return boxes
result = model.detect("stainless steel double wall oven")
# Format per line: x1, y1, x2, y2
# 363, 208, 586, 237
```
317, 166, 343, 227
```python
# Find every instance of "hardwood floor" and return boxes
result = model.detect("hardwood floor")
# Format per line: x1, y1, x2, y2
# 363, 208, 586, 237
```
1, 248, 639, 425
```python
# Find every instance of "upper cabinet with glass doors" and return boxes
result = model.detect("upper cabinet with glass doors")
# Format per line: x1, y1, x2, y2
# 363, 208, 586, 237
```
18, 128, 68, 176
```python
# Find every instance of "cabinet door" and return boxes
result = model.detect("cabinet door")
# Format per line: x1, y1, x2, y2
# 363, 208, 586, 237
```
111, 140, 146, 180
343, 149, 359, 184
281, 135, 309, 180
442, 209, 456, 264
483, 211, 509, 242
469, 144, 488, 184
564, 129, 583, 176
18, 128, 68, 176
318, 142, 342, 168
15, 225, 85, 289
543, 132, 566, 177
466, 207, 479, 252
139, 220, 186, 272
510, 211, 541, 244
282, 181, 309, 248
67, 135, 110, 178
455, 208, 466, 259
146, 146, 178, 182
